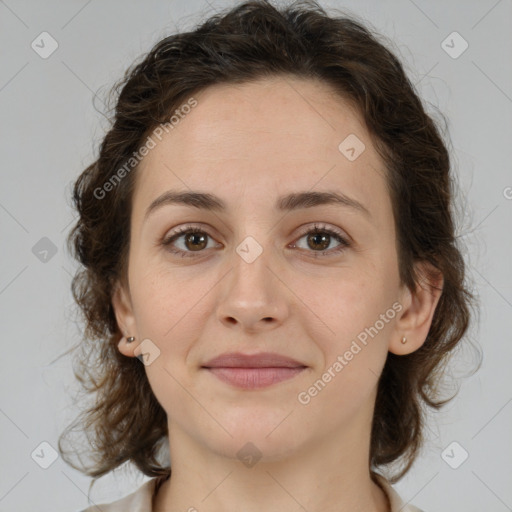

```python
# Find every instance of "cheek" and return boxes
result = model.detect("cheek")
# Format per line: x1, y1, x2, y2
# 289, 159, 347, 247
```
296, 272, 395, 417
129, 263, 217, 366
296, 260, 398, 396
302, 263, 397, 338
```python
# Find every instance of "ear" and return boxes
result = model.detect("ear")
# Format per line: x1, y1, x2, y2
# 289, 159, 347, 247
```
112, 280, 139, 358
389, 260, 444, 355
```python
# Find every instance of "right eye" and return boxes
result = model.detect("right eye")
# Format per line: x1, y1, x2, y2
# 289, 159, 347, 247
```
161, 226, 219, 258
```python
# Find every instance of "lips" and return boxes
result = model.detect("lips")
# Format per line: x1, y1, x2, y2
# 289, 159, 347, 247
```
202, 352, 306, 369
201, 352, 307, 389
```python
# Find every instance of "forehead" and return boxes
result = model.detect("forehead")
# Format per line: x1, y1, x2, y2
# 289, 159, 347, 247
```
133, 76, 389, 220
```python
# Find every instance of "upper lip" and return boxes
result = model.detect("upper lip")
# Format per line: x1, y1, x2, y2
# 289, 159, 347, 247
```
202, 352, 307, 368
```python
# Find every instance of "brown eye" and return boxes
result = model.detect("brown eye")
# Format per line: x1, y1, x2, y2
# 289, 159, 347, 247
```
292, 224, 350, 257
183, 231, 208, 251
306, 232, 331, 251
162, 227, 216, 257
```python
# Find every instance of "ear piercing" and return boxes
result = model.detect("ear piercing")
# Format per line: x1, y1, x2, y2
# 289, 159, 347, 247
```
125, 336, 144, 363
126, 335, 409, 344
125, 335, 408, 348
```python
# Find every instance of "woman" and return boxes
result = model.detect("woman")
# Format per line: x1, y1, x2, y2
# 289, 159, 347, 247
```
60, 1, 480, 511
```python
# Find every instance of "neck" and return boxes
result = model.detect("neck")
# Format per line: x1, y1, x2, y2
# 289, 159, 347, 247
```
153, 413, 390, 512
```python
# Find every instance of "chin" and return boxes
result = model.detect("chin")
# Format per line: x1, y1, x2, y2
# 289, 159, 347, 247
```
209, 435, 304, 465
200, 419, 307, 463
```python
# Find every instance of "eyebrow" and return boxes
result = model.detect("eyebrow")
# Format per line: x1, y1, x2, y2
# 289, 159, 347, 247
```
144, 189, 371, 221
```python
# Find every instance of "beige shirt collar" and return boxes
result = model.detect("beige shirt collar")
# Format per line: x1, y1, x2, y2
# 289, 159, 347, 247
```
82, 473, 424, 512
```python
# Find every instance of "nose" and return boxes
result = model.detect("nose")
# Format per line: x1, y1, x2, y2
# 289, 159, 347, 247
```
215, 244, 289, 333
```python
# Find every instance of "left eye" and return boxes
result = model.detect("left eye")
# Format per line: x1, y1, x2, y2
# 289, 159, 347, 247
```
161, 224, 350, 258
291, 225, 350, 256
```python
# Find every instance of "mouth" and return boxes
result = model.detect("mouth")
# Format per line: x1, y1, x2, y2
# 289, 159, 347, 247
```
202, 366, 307, 389
201, 351, 308, 389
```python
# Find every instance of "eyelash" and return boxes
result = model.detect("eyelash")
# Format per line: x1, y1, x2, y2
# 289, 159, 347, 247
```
161, 223, 351, 259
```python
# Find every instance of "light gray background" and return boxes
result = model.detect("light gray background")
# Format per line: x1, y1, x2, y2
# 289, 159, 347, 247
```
1, 0, 511, 511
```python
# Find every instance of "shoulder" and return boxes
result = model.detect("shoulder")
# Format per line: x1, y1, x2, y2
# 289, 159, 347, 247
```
374, 473, 427, 512
77, 477, 161, 512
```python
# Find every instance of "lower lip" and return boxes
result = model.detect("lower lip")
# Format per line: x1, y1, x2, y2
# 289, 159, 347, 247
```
204, 367, 306, 389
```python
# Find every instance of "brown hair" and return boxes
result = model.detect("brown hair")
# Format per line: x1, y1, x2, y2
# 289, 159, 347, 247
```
58, 0, 482, 493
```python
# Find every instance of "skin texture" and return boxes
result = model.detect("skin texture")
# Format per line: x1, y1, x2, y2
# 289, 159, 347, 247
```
112, 76, 443, 512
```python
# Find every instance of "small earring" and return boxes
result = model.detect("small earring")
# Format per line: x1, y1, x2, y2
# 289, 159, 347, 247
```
401, 336, 407, 344
127, 336, 136, 343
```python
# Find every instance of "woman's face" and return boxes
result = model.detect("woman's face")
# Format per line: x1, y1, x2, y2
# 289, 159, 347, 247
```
113, 76, 421, 462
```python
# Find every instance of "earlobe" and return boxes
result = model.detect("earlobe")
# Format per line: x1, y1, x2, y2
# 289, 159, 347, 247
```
117, 335, 139, 358
111, 281, 138, 357
389, 261, 444, 355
